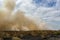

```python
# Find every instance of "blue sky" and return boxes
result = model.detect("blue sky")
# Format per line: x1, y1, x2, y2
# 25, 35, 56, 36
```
33, 0, 56, 7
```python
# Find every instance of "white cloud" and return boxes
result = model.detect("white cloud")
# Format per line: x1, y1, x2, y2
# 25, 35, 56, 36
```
0, 0, 60, 30
15, 0, 60, 30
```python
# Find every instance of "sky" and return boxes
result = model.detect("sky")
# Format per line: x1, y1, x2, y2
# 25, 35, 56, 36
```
0, 0, 60, 30
15, 0, 60, 30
